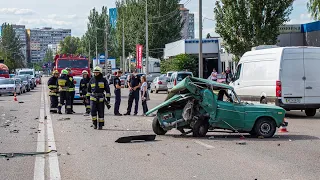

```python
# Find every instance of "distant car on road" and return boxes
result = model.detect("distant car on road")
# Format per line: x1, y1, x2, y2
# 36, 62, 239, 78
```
14, 78, 26, 94
35, 74, 42, 84
109, 75, 116, 85
0, 78, 21, 96
16, 75, 31, 92
167, 71, 193, 92
150, 76, 168, 93
73, 76, 83, 104
120, 76, 126, 85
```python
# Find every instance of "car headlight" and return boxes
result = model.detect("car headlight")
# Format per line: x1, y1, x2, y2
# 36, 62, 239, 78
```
8, 87, 14, 89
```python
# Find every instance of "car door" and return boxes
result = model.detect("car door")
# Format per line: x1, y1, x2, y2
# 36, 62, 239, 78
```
230, 63, 243, 94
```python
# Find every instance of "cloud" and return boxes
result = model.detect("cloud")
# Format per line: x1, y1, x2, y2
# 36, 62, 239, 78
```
0, 8, 35, 15
287, 13, 313, 24
17, 18, 71, 27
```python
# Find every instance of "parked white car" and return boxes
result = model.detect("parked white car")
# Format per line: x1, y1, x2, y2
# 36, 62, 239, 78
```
150, 76, 168, 93
0, 78, 21, 96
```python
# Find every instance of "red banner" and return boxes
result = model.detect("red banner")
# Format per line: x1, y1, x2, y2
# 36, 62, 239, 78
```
136, 44, 143, 69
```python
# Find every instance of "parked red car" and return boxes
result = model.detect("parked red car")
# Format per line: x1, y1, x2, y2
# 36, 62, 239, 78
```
35, 74, 42, 84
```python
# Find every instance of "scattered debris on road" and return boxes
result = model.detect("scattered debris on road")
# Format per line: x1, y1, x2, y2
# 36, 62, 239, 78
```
44, 116, 47, 119
197, 153, 202, 156
18, 101, 24, 104
115, 135, 156, 143
278, 144, 281, 146
258, 136, 264, 139
58, 117, 71, 121
208, 136, 215, 139
236, 141, 247, 145
10, 129, 19, 133
0, 150, 58, 160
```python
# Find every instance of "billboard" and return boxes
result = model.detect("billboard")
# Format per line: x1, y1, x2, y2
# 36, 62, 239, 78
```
109, 8, 117, 28
136, 44, 143, 69
0, 26, 2, 36
279, 24, 301, 33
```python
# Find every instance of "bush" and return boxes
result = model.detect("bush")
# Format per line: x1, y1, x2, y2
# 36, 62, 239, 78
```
160, 54, 198, 76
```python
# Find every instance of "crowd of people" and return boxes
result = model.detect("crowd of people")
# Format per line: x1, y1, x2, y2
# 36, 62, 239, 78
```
47, 67, 149, 130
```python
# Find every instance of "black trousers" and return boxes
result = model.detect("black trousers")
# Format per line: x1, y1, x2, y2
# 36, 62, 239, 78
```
90, 96, 105, 127
127, 90, 139, 114
58, 91, 72, 113
114, 89, 121, 115
141, 91, 148, 114
50, 95, 59, 112
70, 91, 75, 111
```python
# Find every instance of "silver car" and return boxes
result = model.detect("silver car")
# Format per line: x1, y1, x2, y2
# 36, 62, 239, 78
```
14, 78, 26, 94
150, 76, 168, 93
0, 78, 21, 96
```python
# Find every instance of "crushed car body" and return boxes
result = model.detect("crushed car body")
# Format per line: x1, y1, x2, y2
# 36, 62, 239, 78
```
146, 77, 287, 138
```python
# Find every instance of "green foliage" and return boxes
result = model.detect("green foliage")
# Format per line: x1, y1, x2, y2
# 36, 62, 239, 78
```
43, 49, 54, 63
59, 36, 81, 54
308, 0, 320, 20
214, 0, 294, 61
160, 54, 198, 76
115, 0, 183, 59
0, 23, 25, 70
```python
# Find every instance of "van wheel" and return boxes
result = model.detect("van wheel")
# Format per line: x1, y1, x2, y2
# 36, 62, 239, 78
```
193, 117, 209, 137
260, 98, 267, 104
152, 116, 167, 135
253, 117, 276, 138
305, 109, 317, 117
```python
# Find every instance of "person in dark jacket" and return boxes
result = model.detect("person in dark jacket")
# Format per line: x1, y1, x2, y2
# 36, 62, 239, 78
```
113, 70, 123, 116
48, 70, 60, 113
88, 66, 111, 130
57, 69, 72, 114
124, 70, 141, 116
80, 70, 91, 115
66, 68, 75, 113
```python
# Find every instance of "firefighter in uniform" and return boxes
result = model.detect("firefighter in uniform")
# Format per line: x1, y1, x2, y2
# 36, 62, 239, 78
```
58, 69, 72, 114
80, 70, 91, 115
113, 70, 123, 116
87, 66, 111, 130
66, 68, 75, 113
48, 70, 60, 113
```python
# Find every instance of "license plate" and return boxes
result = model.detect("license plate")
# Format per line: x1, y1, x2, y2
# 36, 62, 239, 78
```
285, 98, 301, 104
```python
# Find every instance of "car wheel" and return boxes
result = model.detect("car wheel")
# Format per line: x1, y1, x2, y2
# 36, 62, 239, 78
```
305, 109, 317, 117
155, 90, 159, 93
253, 117, 276, 138
260, 97, 267, 104
193, 117, 209, 137
152, 116, 167, 135
150, 89, 153, 93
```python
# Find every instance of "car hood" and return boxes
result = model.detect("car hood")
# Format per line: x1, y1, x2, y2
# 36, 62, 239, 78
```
242, 102, 285, 112
0, 84, 14, 88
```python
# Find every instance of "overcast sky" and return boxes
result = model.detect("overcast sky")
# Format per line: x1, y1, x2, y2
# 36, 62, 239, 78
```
0, 0, 314, 38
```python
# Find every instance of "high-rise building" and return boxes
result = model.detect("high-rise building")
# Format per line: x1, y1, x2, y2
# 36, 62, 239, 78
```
12, 25, 27, 63
28, 27, 71, 63
179, 4, 195, 39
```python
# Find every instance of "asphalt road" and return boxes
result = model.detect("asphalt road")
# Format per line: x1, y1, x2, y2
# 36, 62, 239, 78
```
1, 78, 320, 180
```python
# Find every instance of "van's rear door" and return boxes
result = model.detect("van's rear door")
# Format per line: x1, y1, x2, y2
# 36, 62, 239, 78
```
281, 48, 305, 104
303, 48, 320, 104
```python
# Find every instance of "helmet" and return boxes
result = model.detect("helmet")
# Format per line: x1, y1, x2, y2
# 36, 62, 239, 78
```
52, 70, 59, 74
61, 69, 68, 75
93, 66, 102, 73
82, 70, 88, 75
66, 67, 71, 71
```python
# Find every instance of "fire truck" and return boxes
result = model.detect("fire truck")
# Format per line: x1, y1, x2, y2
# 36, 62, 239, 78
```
53, 54, 91, 77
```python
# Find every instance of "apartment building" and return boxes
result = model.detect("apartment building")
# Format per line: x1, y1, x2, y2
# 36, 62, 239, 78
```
28, 27, 71, 63
179, 4, 195, 39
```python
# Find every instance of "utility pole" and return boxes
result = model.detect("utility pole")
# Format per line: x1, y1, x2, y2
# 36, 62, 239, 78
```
105, 18, 109, 76
122, 19, 125, 71
145, 0, 149, 75
88, 42, 91, 62
198, 0, 203, 78
95, 31, 98, 68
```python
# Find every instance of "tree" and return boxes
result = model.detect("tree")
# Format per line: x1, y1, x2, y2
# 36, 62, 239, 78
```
59, 36, 81, 54
160, 54, 198, 75
307, 0, 320, 20
214, 0, 294, 61
0, 23, 25, 70
43, 49, 54, 63
206, 33, 211, 39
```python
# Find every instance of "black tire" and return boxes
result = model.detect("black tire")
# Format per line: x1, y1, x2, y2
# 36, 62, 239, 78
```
305, 109, 317, 117
253, 117, 276, 138
155, 90, 159, 93
193, 117, 209, 137
260, 98, 267, 104
152, 116, 167, 135
150, 89, 153, 93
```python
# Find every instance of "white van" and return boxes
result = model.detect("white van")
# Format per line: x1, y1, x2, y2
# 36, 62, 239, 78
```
230, 47, 320, 117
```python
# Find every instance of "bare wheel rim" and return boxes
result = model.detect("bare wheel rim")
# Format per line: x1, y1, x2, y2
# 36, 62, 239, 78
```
260, 122, 271, 135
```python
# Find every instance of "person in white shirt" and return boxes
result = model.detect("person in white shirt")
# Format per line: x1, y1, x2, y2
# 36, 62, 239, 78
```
208, 68, 218, 81
140, 75, 149, 116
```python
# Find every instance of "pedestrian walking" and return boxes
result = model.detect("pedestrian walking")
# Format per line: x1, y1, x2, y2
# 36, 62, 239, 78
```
113, 70, 123, 116
88, 66, 111, 130
140, 75, 149, 116
80, 70, 91, 116
57, 69, 72, 114
66, 68, 75, 113
225, 67, 232, 83
124, 70, 141, 116
48, 70, 60, 113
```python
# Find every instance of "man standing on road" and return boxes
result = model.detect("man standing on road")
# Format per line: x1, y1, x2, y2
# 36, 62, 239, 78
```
57, 69, 72, 114
66, 68, 75, 113
113, 70, 123, 116
80, 70, 91, 116
48, 70, 60, 113
88, 66, 111, 130
124, 70, 141, 116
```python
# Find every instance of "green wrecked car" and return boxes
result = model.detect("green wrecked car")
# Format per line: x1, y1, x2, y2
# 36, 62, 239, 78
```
146, 77, 288, 138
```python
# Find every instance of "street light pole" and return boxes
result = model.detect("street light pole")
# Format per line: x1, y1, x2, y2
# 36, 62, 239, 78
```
105, 18, 109, 76
199, 0, 203, 78
145, 0, 149, 75
122, 19, 125, 71
95, 30, 98, 68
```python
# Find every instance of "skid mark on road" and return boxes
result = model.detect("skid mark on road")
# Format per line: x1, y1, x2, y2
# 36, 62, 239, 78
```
194, 140, 215, 149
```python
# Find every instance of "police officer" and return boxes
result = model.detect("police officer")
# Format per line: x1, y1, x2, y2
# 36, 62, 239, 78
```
88, 66, 111, 130
58, 69, 72, 114
80, 70, 91, 115
48, 70, 60, 113
124, 70, 141, 116
66, 68, 75, 113
113, 70, 123, 116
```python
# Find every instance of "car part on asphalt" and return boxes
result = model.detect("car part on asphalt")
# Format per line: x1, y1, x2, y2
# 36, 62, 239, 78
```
115, 135, 156, 143
0, 150, 57, 159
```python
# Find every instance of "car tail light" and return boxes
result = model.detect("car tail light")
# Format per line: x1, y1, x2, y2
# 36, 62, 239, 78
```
158, 81, 162, 84
174, 79, 177, 86
276, 80, 281, 97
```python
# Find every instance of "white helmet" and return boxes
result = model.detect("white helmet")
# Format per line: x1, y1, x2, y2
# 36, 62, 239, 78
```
82, 70, 88, 75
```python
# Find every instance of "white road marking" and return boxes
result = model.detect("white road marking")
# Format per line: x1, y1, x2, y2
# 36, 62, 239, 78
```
194, 140, 215, 149
44, 82, 61, 180
33, 84, 45, 180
